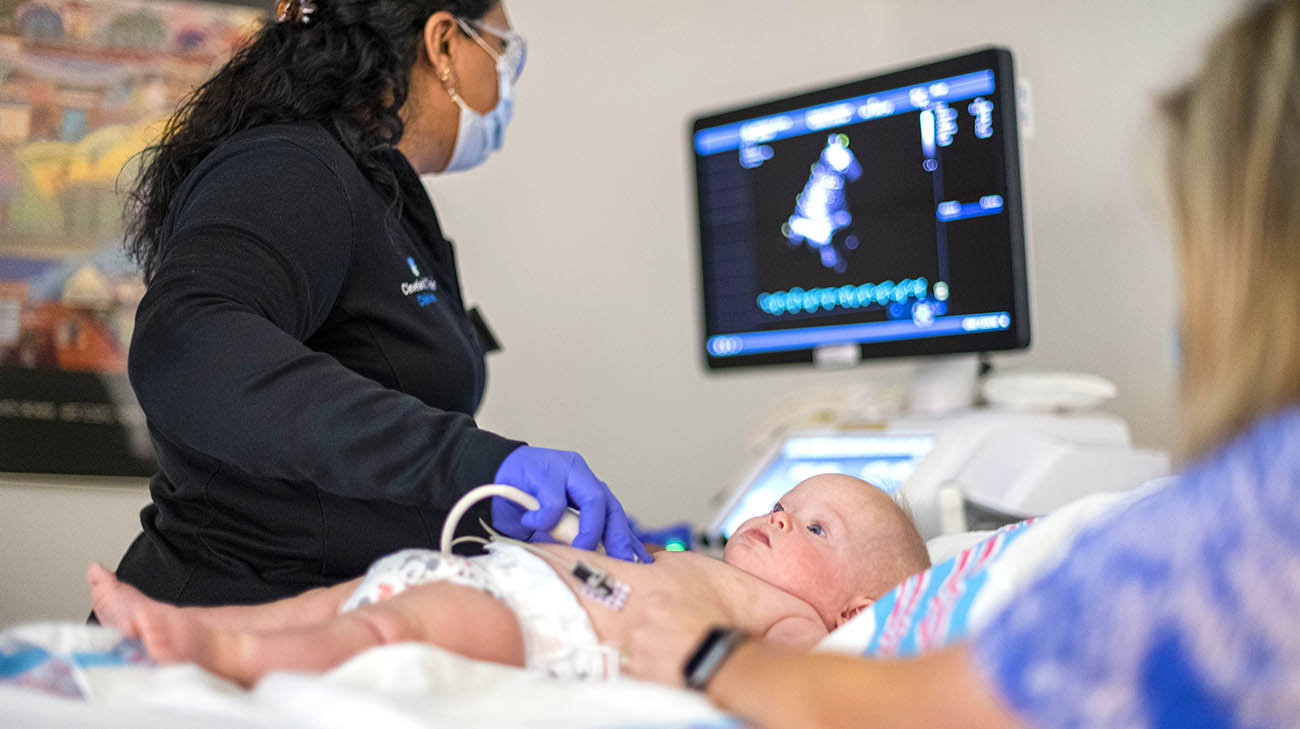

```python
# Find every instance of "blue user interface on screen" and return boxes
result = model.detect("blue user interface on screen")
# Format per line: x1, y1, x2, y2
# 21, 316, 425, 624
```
694, 58, 1024, 363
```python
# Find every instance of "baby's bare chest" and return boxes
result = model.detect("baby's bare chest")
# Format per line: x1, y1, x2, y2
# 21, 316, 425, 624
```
535, 548, 815, 645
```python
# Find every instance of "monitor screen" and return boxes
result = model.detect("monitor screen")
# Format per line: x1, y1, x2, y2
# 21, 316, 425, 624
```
692, 47, 1030, 369
708, 433, 935, 540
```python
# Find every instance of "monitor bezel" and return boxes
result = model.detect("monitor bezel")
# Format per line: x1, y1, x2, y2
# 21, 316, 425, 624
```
691, 46, 1031, 370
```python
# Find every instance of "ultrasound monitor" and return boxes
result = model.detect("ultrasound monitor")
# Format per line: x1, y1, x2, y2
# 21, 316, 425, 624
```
692, 47, 1030, 369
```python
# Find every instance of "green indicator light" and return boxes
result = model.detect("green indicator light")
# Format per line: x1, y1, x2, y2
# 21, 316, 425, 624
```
665, 539, 687, 551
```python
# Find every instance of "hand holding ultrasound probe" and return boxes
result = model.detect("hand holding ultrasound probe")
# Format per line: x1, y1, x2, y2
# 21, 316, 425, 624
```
491, 446, 652, 563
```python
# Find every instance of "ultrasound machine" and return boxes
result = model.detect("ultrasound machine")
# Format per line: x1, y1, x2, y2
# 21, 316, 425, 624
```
687, 47, 1170, 544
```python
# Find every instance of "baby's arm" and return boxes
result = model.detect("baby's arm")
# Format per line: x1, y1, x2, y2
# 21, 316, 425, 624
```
762, 614, 829, 648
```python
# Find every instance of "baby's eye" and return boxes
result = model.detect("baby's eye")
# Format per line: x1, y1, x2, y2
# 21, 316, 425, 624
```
772, 503, 785, 513
807, 523, 825, 537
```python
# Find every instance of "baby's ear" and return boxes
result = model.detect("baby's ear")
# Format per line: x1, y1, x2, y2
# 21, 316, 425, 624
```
835, 595, 874, 629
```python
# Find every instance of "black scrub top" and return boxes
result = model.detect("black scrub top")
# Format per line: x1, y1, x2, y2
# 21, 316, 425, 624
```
115, 123, 524, 607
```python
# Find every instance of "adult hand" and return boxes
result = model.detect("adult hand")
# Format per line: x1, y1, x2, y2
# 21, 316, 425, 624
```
623, 590, 724, 686
490, 445, 653, 563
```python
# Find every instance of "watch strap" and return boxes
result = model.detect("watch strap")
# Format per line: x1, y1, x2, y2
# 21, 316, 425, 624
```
683, 626, 749, 691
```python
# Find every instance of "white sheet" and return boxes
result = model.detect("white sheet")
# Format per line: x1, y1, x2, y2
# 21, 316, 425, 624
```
0, 625, 734, 729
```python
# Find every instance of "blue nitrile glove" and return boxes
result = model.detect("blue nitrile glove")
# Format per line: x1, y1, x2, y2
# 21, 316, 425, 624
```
490, 445, 654, 563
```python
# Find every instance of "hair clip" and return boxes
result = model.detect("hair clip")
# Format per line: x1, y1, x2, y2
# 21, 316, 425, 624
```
275, 0, 317, 25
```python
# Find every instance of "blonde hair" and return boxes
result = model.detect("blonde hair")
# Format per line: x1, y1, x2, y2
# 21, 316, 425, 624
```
860, 489, 930, 598
1164, 0, 1300, 459
889, 490, 931, 569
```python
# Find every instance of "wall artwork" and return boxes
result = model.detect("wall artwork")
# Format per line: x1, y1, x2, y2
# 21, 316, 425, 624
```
0, 0, 263, 476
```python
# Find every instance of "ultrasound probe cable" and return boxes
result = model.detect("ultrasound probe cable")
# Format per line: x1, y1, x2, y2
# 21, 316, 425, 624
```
439, 484, 581, 553
440, 484, 628, 606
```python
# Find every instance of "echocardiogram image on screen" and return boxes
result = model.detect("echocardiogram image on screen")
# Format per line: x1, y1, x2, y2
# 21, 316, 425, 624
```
692, 47, 1030, 368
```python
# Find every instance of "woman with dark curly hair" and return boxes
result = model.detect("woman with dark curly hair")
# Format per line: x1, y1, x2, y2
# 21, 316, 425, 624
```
109, 0, 651, 612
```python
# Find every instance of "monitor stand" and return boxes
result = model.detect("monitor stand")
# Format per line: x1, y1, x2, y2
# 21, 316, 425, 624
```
908, 354, 986, 414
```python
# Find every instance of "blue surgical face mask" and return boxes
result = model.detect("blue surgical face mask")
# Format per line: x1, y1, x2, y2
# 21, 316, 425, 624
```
443, 62, 513, 173
442, 19, 523, 174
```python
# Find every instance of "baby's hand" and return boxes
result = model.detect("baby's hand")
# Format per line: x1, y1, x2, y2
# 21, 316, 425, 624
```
622, 591, 723, 686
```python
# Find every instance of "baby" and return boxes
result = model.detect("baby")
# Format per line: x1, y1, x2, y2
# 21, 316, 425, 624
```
89, 473, 930, 686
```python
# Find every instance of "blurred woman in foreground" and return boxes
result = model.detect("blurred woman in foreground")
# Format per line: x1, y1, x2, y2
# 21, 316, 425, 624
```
626, 2, 1300, 727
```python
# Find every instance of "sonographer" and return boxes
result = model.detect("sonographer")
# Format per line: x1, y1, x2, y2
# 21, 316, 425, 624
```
108, 0, 651, 611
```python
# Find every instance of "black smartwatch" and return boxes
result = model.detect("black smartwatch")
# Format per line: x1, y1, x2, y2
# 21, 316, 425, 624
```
683, 627, 749, 691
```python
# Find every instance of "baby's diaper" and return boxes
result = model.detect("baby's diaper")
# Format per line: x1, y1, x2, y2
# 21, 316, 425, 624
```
340, 548, 497, 611
339, 545, 618, 680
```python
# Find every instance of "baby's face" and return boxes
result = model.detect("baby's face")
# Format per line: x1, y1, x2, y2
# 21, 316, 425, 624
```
723, 474, 903, 627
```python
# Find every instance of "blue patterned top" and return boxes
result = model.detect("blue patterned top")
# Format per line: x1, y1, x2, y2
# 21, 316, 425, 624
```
975, 408, 1300, 729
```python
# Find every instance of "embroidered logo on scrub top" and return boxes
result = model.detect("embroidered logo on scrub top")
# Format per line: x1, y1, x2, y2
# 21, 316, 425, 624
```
401, 256, 439, 307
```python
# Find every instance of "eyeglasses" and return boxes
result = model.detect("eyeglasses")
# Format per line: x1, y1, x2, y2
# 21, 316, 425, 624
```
456, 17, 527, 83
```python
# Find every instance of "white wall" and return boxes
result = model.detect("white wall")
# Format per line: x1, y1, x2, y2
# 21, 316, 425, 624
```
1, 0, 1246, 625
0, 477, 149, 626
430, 0, 1243, 526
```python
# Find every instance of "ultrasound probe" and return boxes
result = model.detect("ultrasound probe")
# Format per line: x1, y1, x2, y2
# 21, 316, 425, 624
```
439, 484, 581, 553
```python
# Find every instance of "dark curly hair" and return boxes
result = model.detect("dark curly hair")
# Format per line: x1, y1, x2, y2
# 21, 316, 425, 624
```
125, 0, 496, 283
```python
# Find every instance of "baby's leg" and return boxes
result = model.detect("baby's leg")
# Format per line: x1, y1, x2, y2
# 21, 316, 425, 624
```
139, 581, 526, 687
88, 563, 359, 637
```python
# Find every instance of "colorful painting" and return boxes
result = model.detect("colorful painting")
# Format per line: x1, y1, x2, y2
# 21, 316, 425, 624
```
0, 0, 263, 476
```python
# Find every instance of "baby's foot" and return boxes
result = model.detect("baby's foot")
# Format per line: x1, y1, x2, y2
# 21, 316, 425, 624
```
136, 603, 207, 664
137, 607, 256, 687
88, 563, 154, 639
